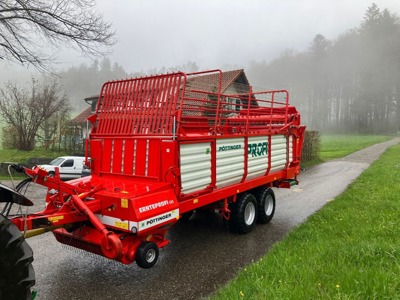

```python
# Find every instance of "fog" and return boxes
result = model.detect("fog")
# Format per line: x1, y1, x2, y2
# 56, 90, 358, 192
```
1, 0, 400, 134
76, 0, 400, 71
2, 1, 399, 74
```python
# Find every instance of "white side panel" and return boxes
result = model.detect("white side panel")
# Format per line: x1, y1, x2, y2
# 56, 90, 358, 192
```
180, 143, 211, 194
216, 138, 244, 188
270, 135, 288, 173
289, 135, 293, 163
247, 136, 269, 180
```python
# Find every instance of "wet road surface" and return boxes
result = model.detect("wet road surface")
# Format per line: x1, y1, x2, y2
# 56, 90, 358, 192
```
2, 137, 399, 300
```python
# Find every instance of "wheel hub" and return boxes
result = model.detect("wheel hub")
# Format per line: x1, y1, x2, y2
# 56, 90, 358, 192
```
146, 249, 156, 263
264, 195, 274, 216
244, 202, 256, 225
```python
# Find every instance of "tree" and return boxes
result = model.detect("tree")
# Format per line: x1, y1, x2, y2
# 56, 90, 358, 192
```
0, 78, 70, 150
247, 4, 400, 134
309, 34, 331, 59
357, 4, 400, 132
38, 104, 70, 150
57, 58, 130, 112
0, 0, 115, 71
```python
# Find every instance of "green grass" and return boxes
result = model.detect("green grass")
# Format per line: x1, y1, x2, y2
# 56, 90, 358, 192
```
0, 148, 69, 179
320, 134, 392, 160
212, 144, 400, 299
0, 148, 68, 163
301, 134, 392, 168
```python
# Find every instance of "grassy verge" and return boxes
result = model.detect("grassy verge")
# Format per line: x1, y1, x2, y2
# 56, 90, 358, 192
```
320, 134, 391, 160
301, 134, 392, 168
0, 148, 68, 163
0, 148, 69, 179
212, 144, 400, 299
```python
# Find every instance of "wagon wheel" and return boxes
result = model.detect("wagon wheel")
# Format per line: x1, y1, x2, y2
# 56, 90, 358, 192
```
228, 192, 257, 234
0, 214, 35, 300
254, 187, 276, 224
135, 241, 159, 269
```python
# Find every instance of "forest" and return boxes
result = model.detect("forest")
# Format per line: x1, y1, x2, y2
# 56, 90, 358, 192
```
248, 3, 400, 134
58, 3, 399, 134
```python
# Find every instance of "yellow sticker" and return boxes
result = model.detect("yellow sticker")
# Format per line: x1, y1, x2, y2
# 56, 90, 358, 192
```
146, 234, 153, 241
114, 221, 128, 230
48, 216, 64, 223
193, 198, 199, 204
121, 198, 128, 208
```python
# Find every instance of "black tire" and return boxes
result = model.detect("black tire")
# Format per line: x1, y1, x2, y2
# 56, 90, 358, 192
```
0, 214, 35, 300
229, 192, 257, 234
254, 187, 276, 224
135, 242, 159, 269
48, 171, 55, 177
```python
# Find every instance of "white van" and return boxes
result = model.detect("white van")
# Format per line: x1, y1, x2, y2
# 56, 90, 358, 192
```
38, 156, 86, 180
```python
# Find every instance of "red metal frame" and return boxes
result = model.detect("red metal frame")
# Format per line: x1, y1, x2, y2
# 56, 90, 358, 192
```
8, 69, 305, 266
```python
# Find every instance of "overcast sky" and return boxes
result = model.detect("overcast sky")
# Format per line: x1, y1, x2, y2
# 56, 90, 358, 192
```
90, 0, 400, 72
2, 0, 400, 77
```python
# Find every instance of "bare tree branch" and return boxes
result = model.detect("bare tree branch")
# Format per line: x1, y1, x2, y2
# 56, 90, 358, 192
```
0, 0, 115, 71
0, 78, 71, 150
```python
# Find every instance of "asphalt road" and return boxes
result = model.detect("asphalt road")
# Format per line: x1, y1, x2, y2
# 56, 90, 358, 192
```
2, 137, 399, 300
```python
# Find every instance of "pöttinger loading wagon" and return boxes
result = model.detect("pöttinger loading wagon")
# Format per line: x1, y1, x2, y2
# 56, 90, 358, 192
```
0, 69, 305, 299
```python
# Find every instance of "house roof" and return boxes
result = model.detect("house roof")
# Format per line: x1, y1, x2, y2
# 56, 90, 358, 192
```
186, 69, 249, 93
70, 107, 92, 125
84, 95, 99, 104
